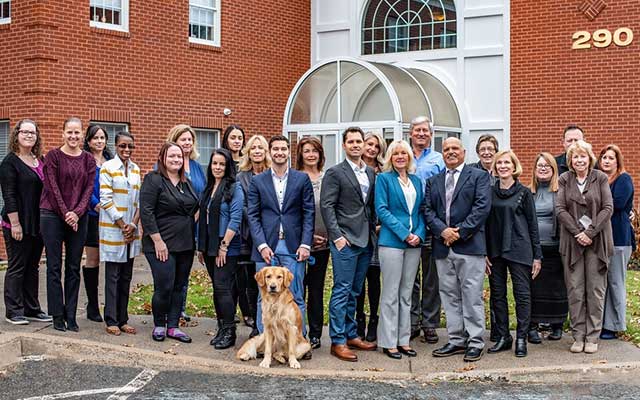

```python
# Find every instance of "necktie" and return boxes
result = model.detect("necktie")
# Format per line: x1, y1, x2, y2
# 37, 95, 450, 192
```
445, 169, 457, 225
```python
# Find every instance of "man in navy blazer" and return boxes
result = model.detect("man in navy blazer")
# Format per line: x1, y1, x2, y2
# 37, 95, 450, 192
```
247, 135, 315, 335
424, 137, 491, 362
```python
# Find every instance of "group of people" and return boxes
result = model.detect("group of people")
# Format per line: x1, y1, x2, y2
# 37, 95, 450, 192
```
1, 116, 635, 363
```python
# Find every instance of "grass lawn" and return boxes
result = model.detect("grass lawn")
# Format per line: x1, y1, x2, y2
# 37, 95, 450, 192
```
129, 266, 640, 345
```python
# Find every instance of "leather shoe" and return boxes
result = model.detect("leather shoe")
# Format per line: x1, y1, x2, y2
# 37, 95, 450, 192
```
310, 336, 321, 349
383, 348, 402, 360
548, 326, 563, 341
515, 338, 527, 357
422, 328, 439, 344
347, 337, 377, 351
463, 347, 483, 362
410, 328, 421, 340
302, 351, 312, 360
398, 346, 417, 357
488, 336, 513, 353
432, 343, 467, 357
331, 344, 357, 362
599, 328, 617, 340
527, 329, 542, 344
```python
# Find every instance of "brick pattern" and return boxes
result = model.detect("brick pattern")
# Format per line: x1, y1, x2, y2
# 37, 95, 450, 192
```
511, 1, 640, 201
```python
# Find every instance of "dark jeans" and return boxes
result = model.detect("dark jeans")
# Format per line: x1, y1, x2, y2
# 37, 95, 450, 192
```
304, 248, 330, 339
205, 254, 239, 325
355, 264, 380, 320
146, 250, 193, 328
489, 257, 532, 339
235, 254, 257, 321
3, 229, 44, 318
410, 244, 441, 329
104, 257, 134, 327
41, 210, 88, 320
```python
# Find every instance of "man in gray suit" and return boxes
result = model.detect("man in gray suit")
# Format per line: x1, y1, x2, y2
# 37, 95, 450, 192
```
321, 127, 377, 362
424, 137, 492, 362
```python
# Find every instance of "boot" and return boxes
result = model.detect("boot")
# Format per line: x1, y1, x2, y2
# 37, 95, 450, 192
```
356, 315, 366, 339
365, 315, 378, 343
214, 323, 236, 350
210, 319, 223, 346
83, 267, 103, 322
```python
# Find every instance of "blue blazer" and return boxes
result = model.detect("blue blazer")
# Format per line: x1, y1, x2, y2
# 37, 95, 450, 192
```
610, 172, 636, 249
247, 168, 315, 262
375, 171, 426, 249
424, 164, 492, 259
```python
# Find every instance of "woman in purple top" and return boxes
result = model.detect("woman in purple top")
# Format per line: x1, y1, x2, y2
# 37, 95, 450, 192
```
0, 119, 51, 326
40, 117, 96, 332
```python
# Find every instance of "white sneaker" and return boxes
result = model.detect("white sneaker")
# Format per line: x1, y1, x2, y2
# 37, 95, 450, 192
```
570, 341, 584, 353
584, 342, 598, 353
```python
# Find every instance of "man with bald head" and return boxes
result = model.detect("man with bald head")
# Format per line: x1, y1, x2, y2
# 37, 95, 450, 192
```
424, 137, 492, 362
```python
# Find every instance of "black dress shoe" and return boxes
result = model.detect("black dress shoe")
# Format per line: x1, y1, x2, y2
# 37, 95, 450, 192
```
301, 351, 312, 360
365, 316, 378, 343
548, 327, 563, 341
310, 336, 321, 349
488, 336, 513, 353
52, 316, 66, 332
463, 347, 483, 362
432, 343, 467, 357
383, 348, 402, 360
410, 329, 421, 341
66, 319, 79, 332
515, 338, 527, 357
422, 328, 439, 344
528, 329, 542, 344
398, 346, 417, 357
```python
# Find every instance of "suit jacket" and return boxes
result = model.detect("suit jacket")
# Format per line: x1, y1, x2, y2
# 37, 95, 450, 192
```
320, 159, 376, 248
375, 171, 426, 249
247, 168, 315, 262
424, 164, 492, 259
555, 153, 569, 176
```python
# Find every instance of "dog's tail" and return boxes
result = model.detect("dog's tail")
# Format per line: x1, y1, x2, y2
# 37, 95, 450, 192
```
236, 334, 265, 361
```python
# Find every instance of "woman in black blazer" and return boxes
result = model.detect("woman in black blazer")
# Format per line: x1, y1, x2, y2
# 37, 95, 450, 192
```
0, 119, 51, 325
140, 142, 198, 343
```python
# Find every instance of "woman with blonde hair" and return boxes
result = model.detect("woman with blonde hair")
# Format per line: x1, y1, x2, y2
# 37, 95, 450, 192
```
356, 131, 387, 342
528, 153, 567, 342
557, 140, 613, 354
598, 144, 635, 340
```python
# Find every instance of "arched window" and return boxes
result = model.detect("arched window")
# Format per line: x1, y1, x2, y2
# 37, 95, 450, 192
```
362, 0, 457, 55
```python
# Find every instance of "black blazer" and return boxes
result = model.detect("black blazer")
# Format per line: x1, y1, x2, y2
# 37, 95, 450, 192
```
140, 171, 198, 253
320, 159, 376, 248
0, 152, 44, 236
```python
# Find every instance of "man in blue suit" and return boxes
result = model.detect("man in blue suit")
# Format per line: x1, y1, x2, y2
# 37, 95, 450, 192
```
424, 137, 491, 362
247, 135, 315, 336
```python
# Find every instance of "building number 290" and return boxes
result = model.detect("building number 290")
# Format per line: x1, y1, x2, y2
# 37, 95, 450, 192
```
572, 28, 634, 50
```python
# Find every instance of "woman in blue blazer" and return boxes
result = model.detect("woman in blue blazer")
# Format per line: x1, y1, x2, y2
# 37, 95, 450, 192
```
375, 140, 426, 359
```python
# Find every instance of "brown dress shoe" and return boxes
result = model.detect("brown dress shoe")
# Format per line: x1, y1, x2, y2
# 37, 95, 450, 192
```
346, 337, 377, 351
331, 344, 358, 362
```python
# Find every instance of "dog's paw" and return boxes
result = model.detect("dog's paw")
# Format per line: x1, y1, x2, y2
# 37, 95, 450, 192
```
274, 353, 286, 364
237, 352, 252, 361
289, 359, 301, 369
259, 359, 271, 368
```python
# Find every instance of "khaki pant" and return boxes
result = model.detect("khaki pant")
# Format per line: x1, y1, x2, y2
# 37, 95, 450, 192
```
564, 247, 608, 344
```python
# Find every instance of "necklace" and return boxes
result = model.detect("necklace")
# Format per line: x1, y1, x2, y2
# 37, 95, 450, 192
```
20, 152, 38, 167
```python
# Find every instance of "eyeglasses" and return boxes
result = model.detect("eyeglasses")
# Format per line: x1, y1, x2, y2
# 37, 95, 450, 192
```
117, 143, 135, 150
536, 164, 552, 170
18, 130, 37, 137
478, 146, 496, 153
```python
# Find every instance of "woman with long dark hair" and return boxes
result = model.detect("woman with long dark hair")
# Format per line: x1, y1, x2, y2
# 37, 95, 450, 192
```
197, 148, 244, 349
221, 125, 245, 168
82, 124, 113, 323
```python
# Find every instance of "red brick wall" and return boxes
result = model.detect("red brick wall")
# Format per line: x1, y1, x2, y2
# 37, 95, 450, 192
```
0, 0, 310, 258
511, 1, 640, 191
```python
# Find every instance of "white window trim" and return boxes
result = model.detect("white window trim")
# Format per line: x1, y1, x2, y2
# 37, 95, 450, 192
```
89, 0, 129, 33
188, 0, 221, 47
0, 0, 9, 25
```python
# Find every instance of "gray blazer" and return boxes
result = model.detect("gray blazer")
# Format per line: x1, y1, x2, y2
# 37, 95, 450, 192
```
320, 159, 376, 248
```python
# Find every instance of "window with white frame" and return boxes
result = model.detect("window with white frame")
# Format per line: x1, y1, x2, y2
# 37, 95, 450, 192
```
90, 0, 129, 32
189, 0, 220, 46
195, 128, 220, 170
89, 121, 129, 156
0, 0, 10, 24
0, 120, 9, 209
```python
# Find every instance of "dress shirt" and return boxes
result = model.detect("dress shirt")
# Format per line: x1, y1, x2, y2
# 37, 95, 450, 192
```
398, 176, 417, 230
447, 163, 465, 189
346, 158, 369, 202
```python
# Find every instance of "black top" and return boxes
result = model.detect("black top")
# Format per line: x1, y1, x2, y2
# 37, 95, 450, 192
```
0, 152, 44, 236
555, 153, 569, 176
140, 171, 198, 253
486, 180, 542, 265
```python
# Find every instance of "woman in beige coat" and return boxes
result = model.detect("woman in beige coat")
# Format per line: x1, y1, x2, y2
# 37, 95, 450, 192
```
556, 140, 613, 354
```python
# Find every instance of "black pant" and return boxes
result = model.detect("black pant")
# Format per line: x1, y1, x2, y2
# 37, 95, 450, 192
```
411, 245, 441, 329
304, 248, 330, 339
41, 210, 88, 320
205, 254, 239, 325
104, 257, 134, 327
3, 229, 44, 318
355, 264, 381, 320
235, 254, 257, 321
489, 257, 532, 339
146, 250, 193, 328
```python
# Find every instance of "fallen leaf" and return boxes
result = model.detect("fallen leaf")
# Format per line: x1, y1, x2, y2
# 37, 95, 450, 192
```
455, 365, 477, 373
164, 348, 177, 355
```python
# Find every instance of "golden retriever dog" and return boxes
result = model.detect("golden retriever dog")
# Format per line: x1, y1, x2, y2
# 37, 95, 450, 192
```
236, 266, 311, 369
